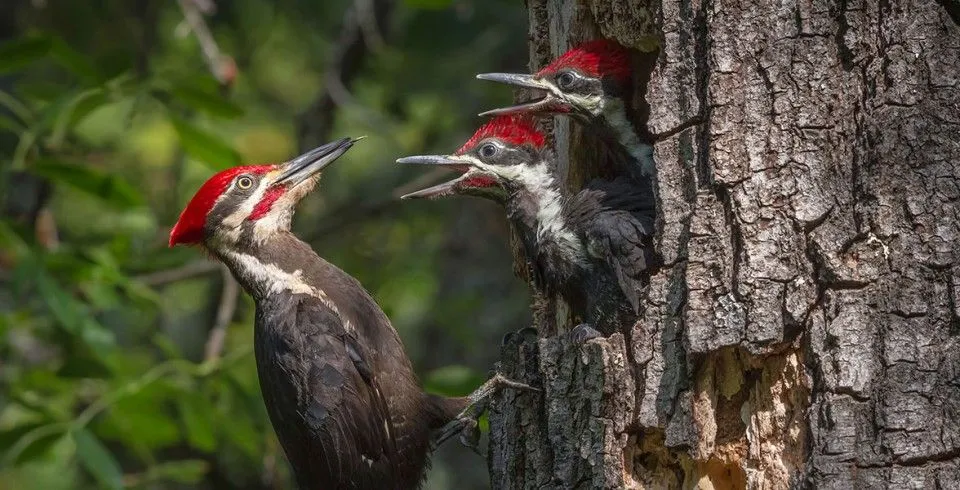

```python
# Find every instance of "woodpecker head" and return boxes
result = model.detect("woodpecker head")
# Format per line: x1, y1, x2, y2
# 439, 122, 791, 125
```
396, 115, 556, 203
169, 138, 357, 249
476, 39, 632, 123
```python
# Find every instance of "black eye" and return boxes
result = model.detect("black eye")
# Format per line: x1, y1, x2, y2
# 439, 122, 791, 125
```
556, 71, 576, 89
479, 143, 499, 158
236, 175, 254, 190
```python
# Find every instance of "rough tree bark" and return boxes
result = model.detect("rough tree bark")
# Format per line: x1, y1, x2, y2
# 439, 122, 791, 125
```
488, 1, 960, 488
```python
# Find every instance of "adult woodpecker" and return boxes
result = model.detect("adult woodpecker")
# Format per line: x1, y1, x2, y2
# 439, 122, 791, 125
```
397, 116, 656, 335
169, 138, 525, 489
475, 39, 657, 181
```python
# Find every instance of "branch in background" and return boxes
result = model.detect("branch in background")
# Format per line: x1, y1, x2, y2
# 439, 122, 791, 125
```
354, 0, 386, 52
134, 260, 220, 286
176, 0, 237, 86
296, 0, 395, 150
204, 264, 240, 362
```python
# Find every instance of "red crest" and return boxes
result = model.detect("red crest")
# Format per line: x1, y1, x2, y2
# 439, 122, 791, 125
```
536, 39, 632, 86
456, 115, 547, 155
169, 165, 273, 246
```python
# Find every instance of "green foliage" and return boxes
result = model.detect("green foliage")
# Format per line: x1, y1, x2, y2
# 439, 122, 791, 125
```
0, 1, 529, 489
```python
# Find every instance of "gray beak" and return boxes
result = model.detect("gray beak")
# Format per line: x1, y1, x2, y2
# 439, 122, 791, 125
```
476, 73, 551, 90
396, 154, 471, 172
400, 177, 463, 200
475, 73, 564, 117
275, 137, 361, 186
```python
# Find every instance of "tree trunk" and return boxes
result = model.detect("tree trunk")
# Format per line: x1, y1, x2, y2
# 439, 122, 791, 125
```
488, 1, 960, 488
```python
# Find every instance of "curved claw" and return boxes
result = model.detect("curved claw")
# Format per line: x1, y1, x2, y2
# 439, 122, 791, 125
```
458, 418, 482, 455
431, 373, 540, 450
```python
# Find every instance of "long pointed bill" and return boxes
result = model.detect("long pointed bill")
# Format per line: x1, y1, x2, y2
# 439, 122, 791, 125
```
275, 137, 359, 186
400, 168, 501, 200
476, 73, 565, 117
478, 97, 565, 117
401, 177, 463, 200
396, 154, 473, 172
476, 73, 551, 90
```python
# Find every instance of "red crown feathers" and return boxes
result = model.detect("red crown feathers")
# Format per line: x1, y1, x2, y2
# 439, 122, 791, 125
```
456, 115, 547, 154
169, 165, 273, 247
536, 39, 632, 86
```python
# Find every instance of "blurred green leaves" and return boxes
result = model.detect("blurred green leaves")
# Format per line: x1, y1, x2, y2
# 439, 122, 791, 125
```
72, 429, 123, 490
0, 36, 54, 74
403, 0, 455, 10
170, 117, 240, 170
0, 2, 529, 490
424, 365, 486, 396
30, 159, 144, 210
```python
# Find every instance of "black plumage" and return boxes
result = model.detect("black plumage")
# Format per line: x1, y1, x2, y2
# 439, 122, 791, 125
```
506, 176, 657, 334
219, 234, 465, 490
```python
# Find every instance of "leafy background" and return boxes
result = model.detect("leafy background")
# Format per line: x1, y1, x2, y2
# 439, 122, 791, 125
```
0, 1, 531, 488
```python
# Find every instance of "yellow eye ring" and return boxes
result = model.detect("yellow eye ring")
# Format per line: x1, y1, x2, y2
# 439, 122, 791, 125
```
237, 176, 254, 189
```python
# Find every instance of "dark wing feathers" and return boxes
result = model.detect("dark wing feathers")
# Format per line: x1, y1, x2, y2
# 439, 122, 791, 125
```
257, 294, 401, 490
568, 178, 657, 312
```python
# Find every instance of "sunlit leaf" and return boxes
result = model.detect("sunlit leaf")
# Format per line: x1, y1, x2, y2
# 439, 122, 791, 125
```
72, 428, 123, 490
30, 159, 144, 209
168, 84, 244, 119
170, 116, 241, 170
0, 36, 52, 74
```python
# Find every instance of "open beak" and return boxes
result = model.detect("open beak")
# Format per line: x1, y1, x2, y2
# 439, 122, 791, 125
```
275, 137, 361, 187
476, 73, 565, 117
397, 154, 497, 199
400, 176, 465, 199
396, 154, 469, 199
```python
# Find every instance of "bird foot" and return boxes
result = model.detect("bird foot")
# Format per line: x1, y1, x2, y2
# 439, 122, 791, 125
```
570, 323, 603, 344
433, 373, 539, 449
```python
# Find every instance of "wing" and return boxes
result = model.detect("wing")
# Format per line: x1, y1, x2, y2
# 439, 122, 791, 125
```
570, 179, 657, 312
257, 294, 401, 490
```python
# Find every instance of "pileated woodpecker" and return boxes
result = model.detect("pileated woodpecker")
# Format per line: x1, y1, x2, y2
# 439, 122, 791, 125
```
475, 39, 657, 181
398, 116, 656, 335
169, 138, 527, 489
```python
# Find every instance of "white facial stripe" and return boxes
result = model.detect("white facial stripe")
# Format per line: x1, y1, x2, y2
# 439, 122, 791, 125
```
218, 176, 272, 243
477, 161, 585, 262
564, 92, 603, 115
601, 98, 655, 177
223, 250, 355, 333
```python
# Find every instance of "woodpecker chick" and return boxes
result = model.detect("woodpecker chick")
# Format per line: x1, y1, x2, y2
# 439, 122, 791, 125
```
476, 39, 656, 179
398, 116, 657, 334
170, 138, 473, 490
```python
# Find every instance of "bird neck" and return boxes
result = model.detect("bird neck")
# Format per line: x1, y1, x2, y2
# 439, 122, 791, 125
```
215, 234, 367, 344
505, 165, 586, 275
597, 98, 655, 178
215, 233, 322, 301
